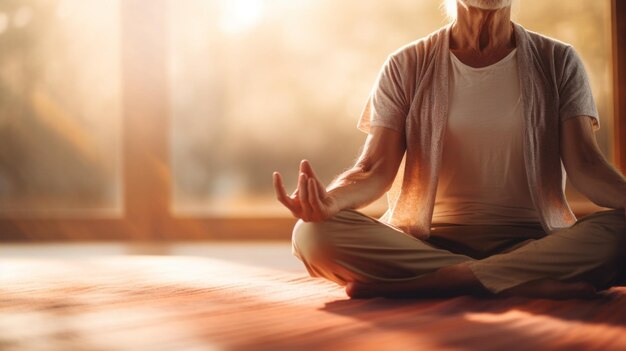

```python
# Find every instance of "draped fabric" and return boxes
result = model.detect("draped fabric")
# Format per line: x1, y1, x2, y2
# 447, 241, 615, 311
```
357, 22, 599, 239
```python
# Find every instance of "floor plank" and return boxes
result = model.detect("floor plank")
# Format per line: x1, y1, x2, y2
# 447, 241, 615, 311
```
1, 243, 625, 350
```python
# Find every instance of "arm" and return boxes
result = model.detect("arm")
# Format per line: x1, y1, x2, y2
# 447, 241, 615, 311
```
560, 115, 626, 213
273, 126, 405, 222
326, 126, 406, 211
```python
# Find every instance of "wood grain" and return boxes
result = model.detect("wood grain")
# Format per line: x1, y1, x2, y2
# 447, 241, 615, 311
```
1, 256, 625, 351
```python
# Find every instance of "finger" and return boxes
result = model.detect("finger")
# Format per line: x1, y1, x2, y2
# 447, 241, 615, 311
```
308, 179, 325, 219
301, 160, 327, 197
313, 177, 327, 199
307, 178, 322, 216
296, 160, 311, 196
301, 159, 320, 179
272, 172, 292, 205
298, 172, 311, 221
273, 172, 296, 212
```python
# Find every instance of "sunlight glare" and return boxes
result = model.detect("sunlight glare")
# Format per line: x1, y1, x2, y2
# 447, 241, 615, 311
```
218, 0, 265, 34
0, 13, 7, 34
465, 309, 626, 344
445, 0, 457, 19
13, 6, 32, 28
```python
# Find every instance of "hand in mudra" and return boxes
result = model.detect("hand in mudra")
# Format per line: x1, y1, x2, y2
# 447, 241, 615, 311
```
273, 160, 341, 222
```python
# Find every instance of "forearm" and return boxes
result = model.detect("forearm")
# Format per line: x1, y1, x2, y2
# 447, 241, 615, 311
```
325, 166, 392, 211
570, 159, 626, 209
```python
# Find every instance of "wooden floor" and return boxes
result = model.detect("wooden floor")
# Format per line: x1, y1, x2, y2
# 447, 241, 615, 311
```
1, 242, 626, 351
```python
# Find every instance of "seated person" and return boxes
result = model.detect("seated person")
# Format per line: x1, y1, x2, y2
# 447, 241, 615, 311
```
273, 0, 626, 299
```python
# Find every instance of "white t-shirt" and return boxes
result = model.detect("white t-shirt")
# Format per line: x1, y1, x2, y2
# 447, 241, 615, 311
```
432, 48, 541, 225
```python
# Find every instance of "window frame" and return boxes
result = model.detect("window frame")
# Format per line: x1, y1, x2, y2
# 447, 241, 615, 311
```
0, 0, 624, 241
613, 0, 626, 174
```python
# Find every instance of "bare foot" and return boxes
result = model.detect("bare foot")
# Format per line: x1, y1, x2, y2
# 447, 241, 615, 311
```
345, 264, 599, 300
499, 279, 598, 300
345, 281, 433, 299
345, 264, 487, 299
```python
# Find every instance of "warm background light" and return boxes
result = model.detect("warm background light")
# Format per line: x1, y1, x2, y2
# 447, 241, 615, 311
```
218, 0, 266, 34
0, 0, 614, 220
0, 0, 121, 216
169, 0, 614, 217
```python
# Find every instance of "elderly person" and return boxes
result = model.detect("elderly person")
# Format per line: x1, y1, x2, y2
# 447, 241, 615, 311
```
273, 0, 626, 299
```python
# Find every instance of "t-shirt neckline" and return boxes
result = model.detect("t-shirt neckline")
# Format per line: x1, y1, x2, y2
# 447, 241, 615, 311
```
450, 48, 518, 72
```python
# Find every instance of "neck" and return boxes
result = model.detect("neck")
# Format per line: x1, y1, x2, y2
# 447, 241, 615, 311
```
450, 1, 514, 53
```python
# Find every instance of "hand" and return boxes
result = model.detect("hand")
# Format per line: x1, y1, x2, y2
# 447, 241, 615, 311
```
273, 160, 341, 222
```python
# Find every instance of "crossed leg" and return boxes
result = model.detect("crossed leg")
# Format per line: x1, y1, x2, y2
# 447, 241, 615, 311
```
291, 209, 625, 299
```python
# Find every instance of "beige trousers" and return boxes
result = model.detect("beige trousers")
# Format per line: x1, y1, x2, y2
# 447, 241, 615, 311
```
291, 209, 626, 293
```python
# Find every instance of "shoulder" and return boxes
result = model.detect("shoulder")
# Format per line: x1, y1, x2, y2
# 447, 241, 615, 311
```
386, 25, 449, 69
518, 24, 578, 65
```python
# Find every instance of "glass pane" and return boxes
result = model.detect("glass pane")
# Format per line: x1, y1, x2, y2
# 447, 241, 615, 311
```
170, 0, 613, 216
0, 0, 122, 216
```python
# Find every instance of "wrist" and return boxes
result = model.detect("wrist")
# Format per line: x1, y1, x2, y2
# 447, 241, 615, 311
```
327, 189, 350, 212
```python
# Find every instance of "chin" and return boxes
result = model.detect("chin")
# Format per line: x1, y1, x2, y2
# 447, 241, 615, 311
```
461, 0, 512, 10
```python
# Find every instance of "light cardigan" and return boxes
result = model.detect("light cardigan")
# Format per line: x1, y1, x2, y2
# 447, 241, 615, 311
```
357, 22, 600, 239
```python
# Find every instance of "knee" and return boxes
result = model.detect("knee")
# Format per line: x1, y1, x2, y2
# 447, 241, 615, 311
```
291, 218, 338, 264
585, 212, 626, 268
582, 229, 626, 289
596, 234, 626, 269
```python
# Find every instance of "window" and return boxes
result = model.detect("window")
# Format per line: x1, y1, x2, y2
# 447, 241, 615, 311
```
0, 0, 121, 216
1, 0, 623, 240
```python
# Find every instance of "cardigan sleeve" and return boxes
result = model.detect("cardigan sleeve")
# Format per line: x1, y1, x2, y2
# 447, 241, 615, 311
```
357, 54, 409, 134
558, 46, 600, 131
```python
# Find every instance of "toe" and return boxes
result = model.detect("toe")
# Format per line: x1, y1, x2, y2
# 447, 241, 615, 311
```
345, 282, 372, 299
345, 282, 360, 298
